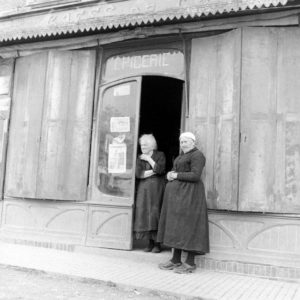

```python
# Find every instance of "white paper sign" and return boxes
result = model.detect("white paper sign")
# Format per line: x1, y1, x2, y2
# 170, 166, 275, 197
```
108, 143, 127, 173
110, 117, 130, 132
0, 76, 10, 95
113, 84, 130, 96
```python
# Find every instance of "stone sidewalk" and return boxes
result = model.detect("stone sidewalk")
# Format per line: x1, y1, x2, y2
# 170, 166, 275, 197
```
0, 241, 299, 300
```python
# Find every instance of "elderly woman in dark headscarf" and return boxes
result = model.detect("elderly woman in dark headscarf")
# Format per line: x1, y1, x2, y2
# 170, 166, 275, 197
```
134, 134, 166, 253
157, 132, 209, 273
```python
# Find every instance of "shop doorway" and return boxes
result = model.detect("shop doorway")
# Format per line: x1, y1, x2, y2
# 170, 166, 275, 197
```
138, 76, 184, 171
90, 75, 184, 250
134, 75, 183, 250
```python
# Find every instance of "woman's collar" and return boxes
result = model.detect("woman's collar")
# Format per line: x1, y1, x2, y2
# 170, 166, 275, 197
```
181, 147, 196, 155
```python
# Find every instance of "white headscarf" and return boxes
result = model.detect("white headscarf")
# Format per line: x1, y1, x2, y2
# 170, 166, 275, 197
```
179, 132, 196, 141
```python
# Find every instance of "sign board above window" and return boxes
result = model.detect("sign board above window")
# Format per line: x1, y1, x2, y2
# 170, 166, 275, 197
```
103, 49, 185, 82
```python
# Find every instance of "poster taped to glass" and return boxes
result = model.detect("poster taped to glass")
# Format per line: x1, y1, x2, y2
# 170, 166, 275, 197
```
110, 117, 130, 132
113, 84, 130, 96
0, 76, 10, 95
108, 143, 127, 173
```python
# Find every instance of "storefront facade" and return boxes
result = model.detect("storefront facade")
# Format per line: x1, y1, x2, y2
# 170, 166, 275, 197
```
0, 0, 300, 280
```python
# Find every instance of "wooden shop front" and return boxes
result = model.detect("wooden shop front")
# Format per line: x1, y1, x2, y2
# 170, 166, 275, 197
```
0, 0, 300, 280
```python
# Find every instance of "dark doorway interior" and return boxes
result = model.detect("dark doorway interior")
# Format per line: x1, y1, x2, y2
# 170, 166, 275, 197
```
138, 76, 183, 171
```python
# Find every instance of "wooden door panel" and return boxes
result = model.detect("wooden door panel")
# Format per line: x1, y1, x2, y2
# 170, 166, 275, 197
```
239, 28, 277, 211
189, 29, 241, 210
275, 28, 300, 211
239, 27, 300, 212
5, 53, 48, 198
38, 50, 96, 200
5, 50, 95, 201
88, 77, 142, 250
0, 58, 14, 199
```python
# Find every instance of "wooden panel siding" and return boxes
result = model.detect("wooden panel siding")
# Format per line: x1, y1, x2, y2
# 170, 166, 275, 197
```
5, 53, 47, 198
277, 29, 300, 212
5, 50, 96, 201
189, 29, 241, 210
239, 27, 300, 212
38, 50, 96, 200
0, 59, 14, 199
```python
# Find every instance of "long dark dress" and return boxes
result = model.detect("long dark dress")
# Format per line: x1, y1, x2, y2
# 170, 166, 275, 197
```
157, 147, 209, 253
134, 150, 166, 240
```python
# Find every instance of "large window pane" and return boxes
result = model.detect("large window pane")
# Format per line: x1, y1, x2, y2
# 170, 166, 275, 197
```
97, 81, 139, 197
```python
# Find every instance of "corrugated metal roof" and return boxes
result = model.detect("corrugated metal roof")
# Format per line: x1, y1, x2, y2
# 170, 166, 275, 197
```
0, 0, 289, 42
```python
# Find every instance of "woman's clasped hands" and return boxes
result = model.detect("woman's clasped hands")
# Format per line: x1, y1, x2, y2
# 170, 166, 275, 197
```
167, 171, 177, 181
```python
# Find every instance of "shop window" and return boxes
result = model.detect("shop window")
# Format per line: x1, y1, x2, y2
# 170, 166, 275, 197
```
97, 81, 139, 197
5, 50, 96, 201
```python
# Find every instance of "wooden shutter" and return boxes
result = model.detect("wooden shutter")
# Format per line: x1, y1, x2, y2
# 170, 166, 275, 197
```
5, 50, 96, 201
277, 29, 300, 212
189, 29, 241, 210
239, 27, 300, 213
0, 59, 14, 198
37, 50, 96, 200
5, 53, 47, 198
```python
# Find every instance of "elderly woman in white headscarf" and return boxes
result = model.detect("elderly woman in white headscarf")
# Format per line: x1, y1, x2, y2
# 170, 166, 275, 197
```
157, 132, 209, 274
134, 134, 166, 253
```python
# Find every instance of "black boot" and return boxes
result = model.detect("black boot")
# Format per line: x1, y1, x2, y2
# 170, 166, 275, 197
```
144, 239, 154, 252
152, 242, 161, 253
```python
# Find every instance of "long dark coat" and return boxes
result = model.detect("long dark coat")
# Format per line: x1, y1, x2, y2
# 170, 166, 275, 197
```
133, 151, 166, 236
157, 147, 209, 253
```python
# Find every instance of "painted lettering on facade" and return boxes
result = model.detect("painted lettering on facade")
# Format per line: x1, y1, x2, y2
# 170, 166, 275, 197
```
104, 50, 184, 82
0, 0, 289, 23
113, 53, 169, 71
45, 0, 182, 25
8, 0, 284, 29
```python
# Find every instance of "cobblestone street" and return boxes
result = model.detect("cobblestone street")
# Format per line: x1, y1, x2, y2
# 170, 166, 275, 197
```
0, 265, 177, 300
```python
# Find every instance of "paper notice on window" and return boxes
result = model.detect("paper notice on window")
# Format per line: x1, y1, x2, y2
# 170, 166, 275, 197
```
110, 117, 130, 132
0, 76, 10, 95
113, 84, 130, 96
108, 143, 127, 173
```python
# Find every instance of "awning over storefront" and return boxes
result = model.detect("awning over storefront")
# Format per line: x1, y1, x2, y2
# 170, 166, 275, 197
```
0, 0, 289, 42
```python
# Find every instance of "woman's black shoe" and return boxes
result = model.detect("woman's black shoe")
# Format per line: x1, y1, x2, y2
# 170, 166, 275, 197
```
144, 239, 154, 252
152, 243, 161, 253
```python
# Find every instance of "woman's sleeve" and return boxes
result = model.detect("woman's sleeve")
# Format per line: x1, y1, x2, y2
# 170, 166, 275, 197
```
135, 158, 144, 178
176, 151, 206, 182
153, 152, 166, 175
